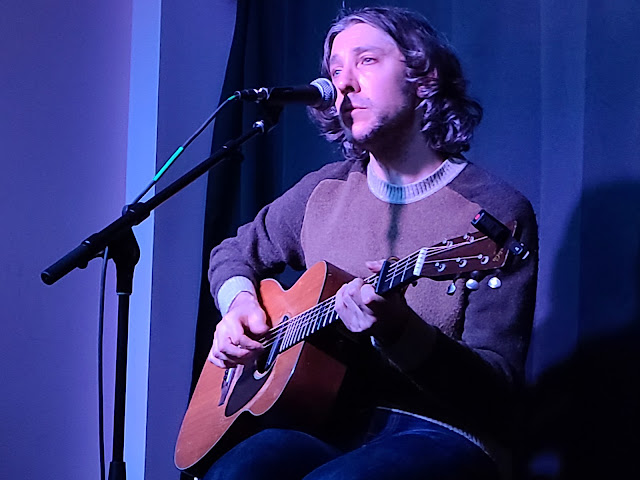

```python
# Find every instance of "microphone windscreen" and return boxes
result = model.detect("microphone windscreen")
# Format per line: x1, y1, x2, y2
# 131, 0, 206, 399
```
310, 78, 336, 110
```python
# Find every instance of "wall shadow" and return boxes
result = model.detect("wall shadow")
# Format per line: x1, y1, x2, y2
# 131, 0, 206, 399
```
520, 181, 640, 479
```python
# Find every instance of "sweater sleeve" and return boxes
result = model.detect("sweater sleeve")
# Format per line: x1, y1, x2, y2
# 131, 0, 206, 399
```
208, 159, 355, 312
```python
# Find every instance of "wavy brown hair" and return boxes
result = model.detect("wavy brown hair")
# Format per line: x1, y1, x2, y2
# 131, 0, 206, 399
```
309, 6, 482, 160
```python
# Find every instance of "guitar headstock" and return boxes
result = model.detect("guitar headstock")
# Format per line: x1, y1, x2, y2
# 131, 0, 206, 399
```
416, 224, 514, 280
373, 222, 515, 295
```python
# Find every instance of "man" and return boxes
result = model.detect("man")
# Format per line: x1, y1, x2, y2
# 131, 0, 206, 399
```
204, 6, 537, 480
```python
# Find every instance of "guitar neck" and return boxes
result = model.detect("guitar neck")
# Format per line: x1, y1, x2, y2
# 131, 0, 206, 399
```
258, 229, 504, 357
258, 249, 427, 356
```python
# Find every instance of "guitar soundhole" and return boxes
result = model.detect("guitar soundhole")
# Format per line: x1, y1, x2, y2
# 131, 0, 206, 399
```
226, 357, 273, 416
224, 316, 287, 416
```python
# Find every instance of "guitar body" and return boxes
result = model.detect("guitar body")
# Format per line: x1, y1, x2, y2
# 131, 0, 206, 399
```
174, 261, 352, 476
175, 223, 515, 475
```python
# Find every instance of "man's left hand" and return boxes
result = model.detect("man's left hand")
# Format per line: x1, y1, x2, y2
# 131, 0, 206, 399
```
335, 260, 411, 342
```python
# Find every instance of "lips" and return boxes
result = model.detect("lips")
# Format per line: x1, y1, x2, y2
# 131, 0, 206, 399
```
342, 104, 366, 116
340, 96, 366, 115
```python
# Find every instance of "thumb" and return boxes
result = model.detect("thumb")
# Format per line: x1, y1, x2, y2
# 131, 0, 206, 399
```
366, 259, 385, 273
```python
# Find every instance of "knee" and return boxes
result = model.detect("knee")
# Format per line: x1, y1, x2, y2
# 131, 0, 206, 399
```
203, 428, 340, 480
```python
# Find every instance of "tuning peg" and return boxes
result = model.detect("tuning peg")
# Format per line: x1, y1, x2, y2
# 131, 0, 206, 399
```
465, 278, 479, 291
446, 283, 456, 295
488, 277, 502, 289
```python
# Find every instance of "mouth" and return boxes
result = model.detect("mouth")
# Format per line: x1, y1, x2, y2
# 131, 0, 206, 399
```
338, 97, 368, 130
341, 104, 366, 118
340, 96, 366, 115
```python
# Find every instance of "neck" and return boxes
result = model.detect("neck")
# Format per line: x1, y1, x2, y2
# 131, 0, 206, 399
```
367, 116, 444, 185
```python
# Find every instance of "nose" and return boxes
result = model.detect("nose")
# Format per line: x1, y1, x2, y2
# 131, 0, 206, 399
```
334, 64, 360, 97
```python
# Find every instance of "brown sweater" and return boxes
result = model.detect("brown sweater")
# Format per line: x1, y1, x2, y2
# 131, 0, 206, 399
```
209, 157, 538, 443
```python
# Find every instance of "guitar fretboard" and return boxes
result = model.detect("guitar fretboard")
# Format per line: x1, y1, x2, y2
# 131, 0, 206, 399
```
258, 231, 496, 356
259, 247, 429, 354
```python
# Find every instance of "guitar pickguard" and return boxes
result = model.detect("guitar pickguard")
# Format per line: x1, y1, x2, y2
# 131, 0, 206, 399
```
225, 360, 273, 416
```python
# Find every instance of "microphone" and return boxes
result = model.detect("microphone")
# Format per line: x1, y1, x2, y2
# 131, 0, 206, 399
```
234, 78, 335, 110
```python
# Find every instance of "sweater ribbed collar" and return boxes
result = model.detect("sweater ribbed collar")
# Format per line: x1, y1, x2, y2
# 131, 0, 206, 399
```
366, 158, 467, 204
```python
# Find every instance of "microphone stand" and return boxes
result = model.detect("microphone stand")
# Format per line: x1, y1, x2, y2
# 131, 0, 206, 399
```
41, 105, 283, 480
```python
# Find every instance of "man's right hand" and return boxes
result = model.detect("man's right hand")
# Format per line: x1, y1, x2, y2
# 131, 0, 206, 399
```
208, 291, 269, 369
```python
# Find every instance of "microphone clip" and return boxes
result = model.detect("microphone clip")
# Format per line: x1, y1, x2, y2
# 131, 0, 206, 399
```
236, 87, 269, 103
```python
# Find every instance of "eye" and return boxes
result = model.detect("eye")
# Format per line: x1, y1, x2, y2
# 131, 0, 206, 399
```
331, 68, 342, 78
361, 57, 376, 65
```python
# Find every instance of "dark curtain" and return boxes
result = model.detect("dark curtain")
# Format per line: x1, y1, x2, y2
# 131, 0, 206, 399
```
191, 1, 640, 478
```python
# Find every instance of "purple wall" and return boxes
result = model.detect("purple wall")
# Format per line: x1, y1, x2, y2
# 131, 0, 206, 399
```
0, 0, 235, 478
145, 1, 236, 478
0, 1, 132, 478
0, 1, 235, 478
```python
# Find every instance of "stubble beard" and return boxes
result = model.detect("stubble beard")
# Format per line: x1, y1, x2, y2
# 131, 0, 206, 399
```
341, 91, 417, 158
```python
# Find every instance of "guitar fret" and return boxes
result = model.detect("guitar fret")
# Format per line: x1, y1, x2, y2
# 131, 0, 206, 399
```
277, 303, 329, 352
317, 307, 325, 331
283, 316, 296, 351
300, 312, 310, 340
316, 304, 326, 330
324, 305, 335, 328
295, 312, 306, 343
295, 312, 307, 343
302, 309, 315, 339
390, 267, 399, 289
272, 239, 494, 355
327, 309, 338, 327
282, 324, 291, 351
293, 317, 302, 345
290, 318, 300, 346
379, 255, 418, 292
305, 307, 318, 339
401, 258, 414, 282
275, 253, 426, 354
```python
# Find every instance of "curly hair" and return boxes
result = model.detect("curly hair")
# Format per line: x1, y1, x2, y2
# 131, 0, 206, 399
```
308, 6, 482, 160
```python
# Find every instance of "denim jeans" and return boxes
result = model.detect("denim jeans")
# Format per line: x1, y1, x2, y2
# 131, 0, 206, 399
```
202, 409, 500, 480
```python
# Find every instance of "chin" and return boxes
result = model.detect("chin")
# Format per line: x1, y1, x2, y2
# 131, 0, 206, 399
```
347, 119, 378, 141
349, 130, 372, 144
351, 123, 385, 147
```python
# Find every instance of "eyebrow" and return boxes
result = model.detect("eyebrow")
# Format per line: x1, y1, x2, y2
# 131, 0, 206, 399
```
329, 45, 387, 66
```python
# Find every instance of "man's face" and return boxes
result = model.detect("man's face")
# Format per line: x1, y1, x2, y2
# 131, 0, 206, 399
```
329, 22, 415, 147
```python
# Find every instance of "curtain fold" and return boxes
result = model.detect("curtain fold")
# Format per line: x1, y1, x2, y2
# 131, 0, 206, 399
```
193, 1, 640, 477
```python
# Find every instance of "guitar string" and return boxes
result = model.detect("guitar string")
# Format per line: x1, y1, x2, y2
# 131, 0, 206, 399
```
256, 251, 421, 349
258, 250, 489, 350
257, 235, 490, 350
258, 249, 487, 350
258, 248, 422, 344
257, 234, 490, 350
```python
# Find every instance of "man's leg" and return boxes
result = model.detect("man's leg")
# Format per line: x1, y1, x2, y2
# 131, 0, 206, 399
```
304, 413, 500, 480
202, 428, 342, 480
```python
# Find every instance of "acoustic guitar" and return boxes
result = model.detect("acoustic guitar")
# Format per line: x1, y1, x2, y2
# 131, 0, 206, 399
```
175, 227, 511, 476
